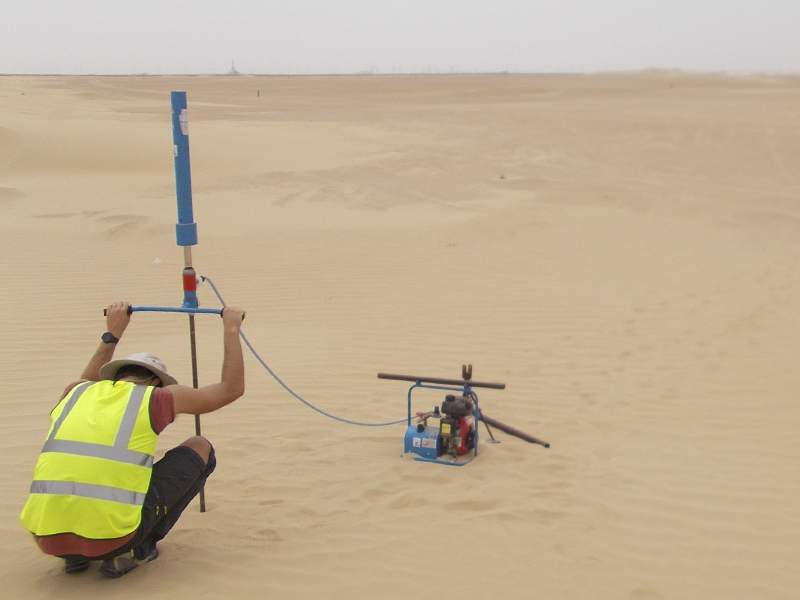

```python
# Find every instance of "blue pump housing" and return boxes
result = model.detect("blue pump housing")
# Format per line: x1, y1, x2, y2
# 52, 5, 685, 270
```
404, 425, 440, 460
400, 380, 479, 466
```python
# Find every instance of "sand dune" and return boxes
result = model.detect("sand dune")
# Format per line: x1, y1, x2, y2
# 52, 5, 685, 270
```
1, 73, 799, 599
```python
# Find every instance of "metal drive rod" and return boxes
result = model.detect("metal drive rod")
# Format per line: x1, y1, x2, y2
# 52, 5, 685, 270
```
378, 372, 506, 390
187, 311, 205, 512
479, 412, 550, 448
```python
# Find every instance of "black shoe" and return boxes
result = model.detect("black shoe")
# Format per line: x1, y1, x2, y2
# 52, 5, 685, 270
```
100, 545, 158, 579
63, 556, 90, 574
100, 552, 138, 578
133, 539, 159, 562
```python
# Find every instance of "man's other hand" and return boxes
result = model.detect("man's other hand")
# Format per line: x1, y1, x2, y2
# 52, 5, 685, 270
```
222, 307, 245, 331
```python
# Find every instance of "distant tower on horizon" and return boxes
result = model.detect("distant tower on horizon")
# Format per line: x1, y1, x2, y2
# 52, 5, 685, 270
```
227, 60, 240, 76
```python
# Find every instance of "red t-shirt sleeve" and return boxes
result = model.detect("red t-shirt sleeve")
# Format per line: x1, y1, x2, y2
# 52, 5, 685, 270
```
149, 387, 176, 434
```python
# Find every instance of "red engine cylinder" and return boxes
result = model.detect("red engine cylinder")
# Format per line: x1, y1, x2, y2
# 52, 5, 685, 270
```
457, 417, 470, 455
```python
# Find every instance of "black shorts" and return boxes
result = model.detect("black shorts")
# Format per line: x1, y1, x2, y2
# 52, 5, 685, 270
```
103, 444, 216, 559
147, 445, 212, 518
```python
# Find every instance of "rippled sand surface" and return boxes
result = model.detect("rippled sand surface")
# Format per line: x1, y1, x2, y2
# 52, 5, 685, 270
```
1, 73, 799, 599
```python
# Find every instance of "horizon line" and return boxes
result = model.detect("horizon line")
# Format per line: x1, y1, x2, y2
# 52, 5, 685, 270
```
1, 68, 799, 78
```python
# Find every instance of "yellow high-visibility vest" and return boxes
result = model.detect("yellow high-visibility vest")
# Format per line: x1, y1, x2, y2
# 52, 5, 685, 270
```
20, 380, 157, 539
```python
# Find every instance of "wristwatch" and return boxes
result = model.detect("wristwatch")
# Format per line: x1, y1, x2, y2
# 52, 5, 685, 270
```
101, 331, 120, 344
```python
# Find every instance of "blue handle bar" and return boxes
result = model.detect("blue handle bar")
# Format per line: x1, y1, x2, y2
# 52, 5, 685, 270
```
104, 305, 223, 316
132, 305, 223, 315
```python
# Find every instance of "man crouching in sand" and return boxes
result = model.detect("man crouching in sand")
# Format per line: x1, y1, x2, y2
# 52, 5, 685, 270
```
20, 301, 246, 578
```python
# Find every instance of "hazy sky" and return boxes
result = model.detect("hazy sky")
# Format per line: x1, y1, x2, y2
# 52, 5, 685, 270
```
2, 0, 798, 74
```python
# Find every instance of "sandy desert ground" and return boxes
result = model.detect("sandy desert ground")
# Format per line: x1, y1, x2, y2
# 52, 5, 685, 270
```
1, 73, 799, 599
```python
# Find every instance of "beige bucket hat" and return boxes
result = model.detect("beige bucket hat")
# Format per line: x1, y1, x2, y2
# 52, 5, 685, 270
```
99, 352, 178, 387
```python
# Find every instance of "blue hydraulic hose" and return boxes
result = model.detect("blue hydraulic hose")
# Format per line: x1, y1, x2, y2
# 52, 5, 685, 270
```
200, 276, 408, 427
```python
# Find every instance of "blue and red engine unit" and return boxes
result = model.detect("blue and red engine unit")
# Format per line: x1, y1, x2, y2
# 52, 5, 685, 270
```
404, 394, 478, 465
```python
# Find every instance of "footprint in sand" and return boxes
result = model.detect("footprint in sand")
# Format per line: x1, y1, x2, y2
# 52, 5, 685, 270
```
34, 211, 80, 219
629, 587, 665, 600
0, 187, 24, 203
258, 499, 284, 507
254, 527, 282, 542
34, 209, 110, 219
96, 214, 149, 224
96, 213, 160, 239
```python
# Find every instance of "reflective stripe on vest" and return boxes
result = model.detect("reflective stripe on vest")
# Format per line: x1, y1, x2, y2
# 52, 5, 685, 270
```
29, 480, 147, 505
39, 384, 153, 469
40, 439, 153, 467
20, 381, 158, 539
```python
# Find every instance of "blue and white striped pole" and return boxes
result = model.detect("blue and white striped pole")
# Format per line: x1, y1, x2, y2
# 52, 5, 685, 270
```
170, 91, 206, 512
171, 91, 197, 246
171, 91, 199, 308
171, 91, 197, 244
